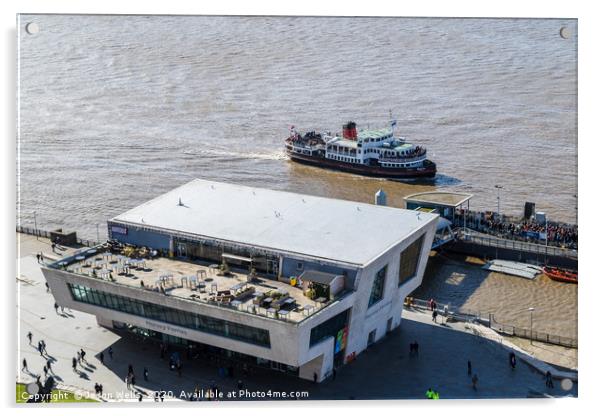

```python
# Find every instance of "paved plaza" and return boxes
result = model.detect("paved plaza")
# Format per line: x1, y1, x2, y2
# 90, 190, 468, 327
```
16, 234, 577, 402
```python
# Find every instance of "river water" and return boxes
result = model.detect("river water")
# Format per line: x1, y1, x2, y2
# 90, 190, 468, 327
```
17, 15, 577, 240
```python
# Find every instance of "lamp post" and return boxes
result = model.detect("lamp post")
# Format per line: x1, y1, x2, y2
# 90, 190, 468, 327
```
574, 194, 577, 224
528, 307, 535, 345
494, 185, 503, 218
33, 211, 38, 241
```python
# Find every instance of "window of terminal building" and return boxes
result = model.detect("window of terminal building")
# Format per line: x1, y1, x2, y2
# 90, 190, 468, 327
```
368, 265, 387, 307
309, 308, 350, 347
67, 283, 271, 347
296, 262, 303, 271
398, 234, 425, 286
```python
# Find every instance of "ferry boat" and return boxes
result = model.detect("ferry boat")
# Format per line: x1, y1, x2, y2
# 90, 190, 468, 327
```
284, 119, 437, 179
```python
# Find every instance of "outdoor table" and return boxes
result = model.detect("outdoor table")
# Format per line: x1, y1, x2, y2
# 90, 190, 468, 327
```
315, 297, 327, 303
284, 298, 295, 304
303, 305, 314, 315
263, 297, 273, 304
266, 307, 276, 317
277, 310, 290, 318
231, 300, 242, 309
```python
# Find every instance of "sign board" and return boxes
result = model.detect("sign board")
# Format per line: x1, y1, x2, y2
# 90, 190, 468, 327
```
111, 225, 128, 235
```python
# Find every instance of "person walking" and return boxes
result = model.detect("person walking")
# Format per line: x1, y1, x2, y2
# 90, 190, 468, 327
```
41, 340, 47, 355
99, 351, 104, 365
472, 374, 479, 390
509, 352, 516, 370
27, 331, 33, 344
38, 341, 44, 357
36, 253, 41, 263
43, 365, 48, 378
131, 375, 136, 389
77, 351, 81, 365
22, 358, 28, 372
72, 357, 77, 372
143, 367, 148, 381
545, 371, 554, 388
425, 387, 434, 399
108, 347, 113, 360
432, 309, 438, 323
51, 242, 56, 253
46, 359, 52, 373
45, 282, 50, 292
80, 349, 87, 363
54, 303, 59, 314
467, 360, 472, 375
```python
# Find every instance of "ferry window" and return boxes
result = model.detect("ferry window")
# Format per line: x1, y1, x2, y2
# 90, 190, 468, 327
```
368, 265, 387, 307
399, 235, 425, 286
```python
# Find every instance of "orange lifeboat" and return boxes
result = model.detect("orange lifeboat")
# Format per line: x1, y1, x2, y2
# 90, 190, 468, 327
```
542, 266, 578, 284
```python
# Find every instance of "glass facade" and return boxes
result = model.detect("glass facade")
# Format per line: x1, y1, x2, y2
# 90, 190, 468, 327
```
368, 265, 387, 307
309, 308, 350, 347
67, 283, 270, 347
398, 235, 425, 286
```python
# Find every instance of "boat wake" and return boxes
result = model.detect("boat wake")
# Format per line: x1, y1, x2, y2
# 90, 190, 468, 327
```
184, 149, 288, 161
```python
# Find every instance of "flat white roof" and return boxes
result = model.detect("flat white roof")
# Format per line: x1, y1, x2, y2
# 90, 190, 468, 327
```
111, 179, 438, 266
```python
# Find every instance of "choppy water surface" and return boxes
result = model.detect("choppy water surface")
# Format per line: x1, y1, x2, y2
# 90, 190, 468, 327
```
18, 15, 577, 240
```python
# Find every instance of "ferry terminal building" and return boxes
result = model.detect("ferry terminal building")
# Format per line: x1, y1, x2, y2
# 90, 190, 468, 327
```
42, 179, 438, 382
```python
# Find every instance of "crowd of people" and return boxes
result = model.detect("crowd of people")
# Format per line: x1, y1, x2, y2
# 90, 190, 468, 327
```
456, 210, 578, 250
481, 218, 578, 249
